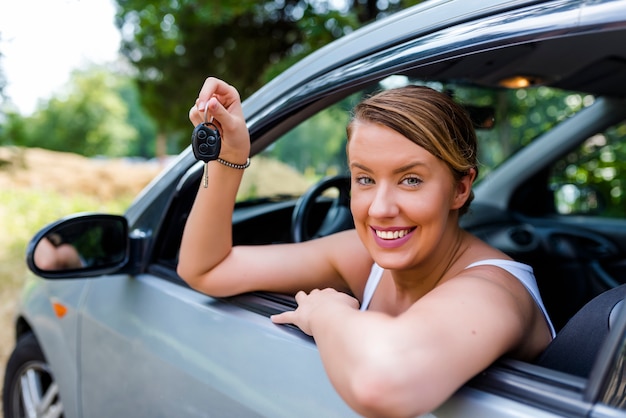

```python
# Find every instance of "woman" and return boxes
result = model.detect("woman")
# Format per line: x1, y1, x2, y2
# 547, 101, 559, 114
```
178, 78, 555, 417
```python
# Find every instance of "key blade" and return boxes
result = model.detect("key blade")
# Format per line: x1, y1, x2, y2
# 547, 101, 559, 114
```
203, 163, 209, 188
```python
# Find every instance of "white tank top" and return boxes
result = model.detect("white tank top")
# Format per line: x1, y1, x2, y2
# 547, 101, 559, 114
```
359, 259, 556, 338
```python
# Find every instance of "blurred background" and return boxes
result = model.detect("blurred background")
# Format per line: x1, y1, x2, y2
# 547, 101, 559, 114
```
0, 0, 423, 394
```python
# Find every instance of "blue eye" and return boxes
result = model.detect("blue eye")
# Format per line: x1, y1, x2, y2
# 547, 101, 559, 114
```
355, 176, 374, 185
402, 176, 422, 186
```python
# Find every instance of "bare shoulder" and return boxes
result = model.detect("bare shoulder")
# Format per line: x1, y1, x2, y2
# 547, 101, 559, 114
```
445, 234, 539, 323
410, 260, 550, 360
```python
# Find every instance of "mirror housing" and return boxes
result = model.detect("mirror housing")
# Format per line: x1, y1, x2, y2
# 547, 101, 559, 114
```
465, 105, 496, 130
26, 213, 136, 279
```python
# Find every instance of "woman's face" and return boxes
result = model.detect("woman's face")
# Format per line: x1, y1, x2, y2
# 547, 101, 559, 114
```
348, 121, 468, 270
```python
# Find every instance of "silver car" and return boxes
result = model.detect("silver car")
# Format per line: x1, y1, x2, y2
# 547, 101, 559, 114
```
4, 0, 626, 416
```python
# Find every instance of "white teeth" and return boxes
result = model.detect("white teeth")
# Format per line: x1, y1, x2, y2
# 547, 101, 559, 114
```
375, 229, 410, 240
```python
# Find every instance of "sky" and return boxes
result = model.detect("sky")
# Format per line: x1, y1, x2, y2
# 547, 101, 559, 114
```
0, 0, 121, 115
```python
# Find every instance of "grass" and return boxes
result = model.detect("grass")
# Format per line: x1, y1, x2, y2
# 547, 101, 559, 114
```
0, 188, 133, 292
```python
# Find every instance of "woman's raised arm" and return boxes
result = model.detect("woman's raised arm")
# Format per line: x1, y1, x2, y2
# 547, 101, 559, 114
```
177, 78, 371, 298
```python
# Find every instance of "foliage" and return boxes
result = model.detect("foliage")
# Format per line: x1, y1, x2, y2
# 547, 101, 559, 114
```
0, 1, 424, 157
0, 188, 130, 256
451, 85, 593, 178
551, 122, 626, 217
260, 90, 360, 177
115, 0, 424, 152
0, 35, 6, 104
0, 67, 156, 158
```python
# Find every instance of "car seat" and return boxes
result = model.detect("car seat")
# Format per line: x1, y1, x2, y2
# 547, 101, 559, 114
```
536, 284, 626, 377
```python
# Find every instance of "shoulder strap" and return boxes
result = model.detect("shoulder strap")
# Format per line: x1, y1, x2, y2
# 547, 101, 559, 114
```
360, 264, 384, 311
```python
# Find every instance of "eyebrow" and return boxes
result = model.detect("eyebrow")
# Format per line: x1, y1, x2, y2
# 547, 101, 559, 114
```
350, 161, 428, 174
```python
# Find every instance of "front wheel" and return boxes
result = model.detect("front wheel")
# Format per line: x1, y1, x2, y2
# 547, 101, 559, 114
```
3, 332, 64, 418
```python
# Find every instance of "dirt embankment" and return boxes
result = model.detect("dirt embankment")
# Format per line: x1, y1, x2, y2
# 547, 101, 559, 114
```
0, 147, 163, 200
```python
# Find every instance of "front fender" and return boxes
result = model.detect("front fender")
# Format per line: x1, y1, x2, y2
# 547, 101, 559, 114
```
15, 274, 89, 418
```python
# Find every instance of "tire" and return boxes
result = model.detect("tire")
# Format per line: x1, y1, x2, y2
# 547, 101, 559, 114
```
2, 332, 64, 418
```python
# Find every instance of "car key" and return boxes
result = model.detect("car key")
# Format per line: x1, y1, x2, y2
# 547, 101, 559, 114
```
191, 114, 221, 188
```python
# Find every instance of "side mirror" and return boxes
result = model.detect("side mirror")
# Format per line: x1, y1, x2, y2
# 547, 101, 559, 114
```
27, 213, 129, 279
465, 105, 496, 130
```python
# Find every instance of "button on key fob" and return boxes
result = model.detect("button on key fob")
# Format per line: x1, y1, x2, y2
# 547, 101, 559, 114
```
191, 121, 221, 187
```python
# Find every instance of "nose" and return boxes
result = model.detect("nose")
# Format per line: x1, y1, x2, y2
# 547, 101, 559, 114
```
368, 183, 399, 219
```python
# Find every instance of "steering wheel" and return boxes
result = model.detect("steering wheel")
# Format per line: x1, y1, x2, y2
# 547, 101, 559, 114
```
291, 175, 353, 242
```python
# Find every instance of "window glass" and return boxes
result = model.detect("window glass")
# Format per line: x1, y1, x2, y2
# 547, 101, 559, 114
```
237, 92, 361, 202
465, 86, 593, 180
550, 121, 626, 218
235, 76, 592, 204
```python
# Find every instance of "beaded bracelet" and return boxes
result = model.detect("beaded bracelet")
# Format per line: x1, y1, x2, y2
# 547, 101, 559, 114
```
216, 157, 250, 169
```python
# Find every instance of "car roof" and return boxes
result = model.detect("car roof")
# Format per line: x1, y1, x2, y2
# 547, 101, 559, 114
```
244, 0, 626, 124
244, 0, 549, 117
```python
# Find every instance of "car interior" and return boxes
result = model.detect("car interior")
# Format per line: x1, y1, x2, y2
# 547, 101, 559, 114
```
149, 24, 626, 383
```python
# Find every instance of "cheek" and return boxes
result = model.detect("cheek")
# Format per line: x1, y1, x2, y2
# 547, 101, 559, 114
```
350, 193, 373, 245
349, 191, 369, 220
400, 187, 452, 224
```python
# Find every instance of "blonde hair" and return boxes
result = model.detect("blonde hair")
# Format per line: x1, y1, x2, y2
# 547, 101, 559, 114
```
347, 85, 478, 215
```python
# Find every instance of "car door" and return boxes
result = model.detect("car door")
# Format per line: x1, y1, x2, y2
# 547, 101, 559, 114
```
78, 272, 357, 417
73, 92, 365, 416
464, 303, 626, 417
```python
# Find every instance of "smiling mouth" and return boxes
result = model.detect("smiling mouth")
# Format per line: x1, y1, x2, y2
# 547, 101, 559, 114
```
374, 228, 415, 240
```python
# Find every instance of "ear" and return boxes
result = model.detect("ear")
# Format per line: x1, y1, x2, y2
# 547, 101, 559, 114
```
451, 168, 477, 210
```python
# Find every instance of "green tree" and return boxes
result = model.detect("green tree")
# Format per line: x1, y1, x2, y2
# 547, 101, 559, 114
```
117, 76, 159, 158
115, 0, 423, 154
0, 33, 6, 105
450, 85, 590, 178
262, 91, 359, 176
6, 66, 155, 157
1, 33, 12, 139
551, 122, 626, 217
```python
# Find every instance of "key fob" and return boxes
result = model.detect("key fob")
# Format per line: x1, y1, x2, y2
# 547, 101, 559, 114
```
192, 122, 221, 162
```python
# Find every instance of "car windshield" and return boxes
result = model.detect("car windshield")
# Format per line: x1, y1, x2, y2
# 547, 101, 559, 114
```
237, 76, 594, 202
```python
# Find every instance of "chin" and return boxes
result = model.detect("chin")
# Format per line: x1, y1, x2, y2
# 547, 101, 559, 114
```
370, 251, 418, 271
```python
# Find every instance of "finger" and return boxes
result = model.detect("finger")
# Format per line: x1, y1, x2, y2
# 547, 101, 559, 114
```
206, 96, 231, 127
271, 311, 295, 324
294, 289, 309, 303
189, 104, 203, 126
189, 97, 220, 126
197, 77, 239, 112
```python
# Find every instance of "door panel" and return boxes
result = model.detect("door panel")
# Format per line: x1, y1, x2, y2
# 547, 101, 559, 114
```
78, 274, 357, 417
